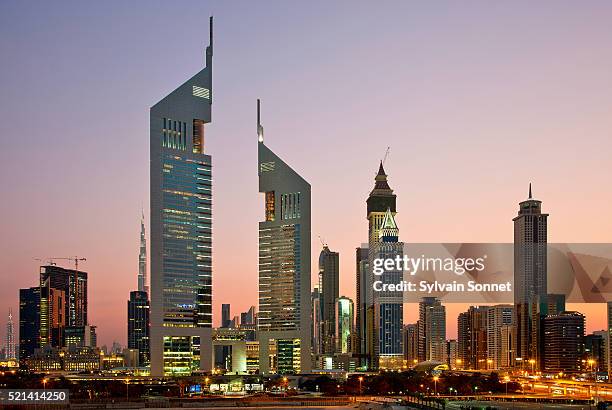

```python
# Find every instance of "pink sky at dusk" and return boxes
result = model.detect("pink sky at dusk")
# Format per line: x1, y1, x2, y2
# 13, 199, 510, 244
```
1, 2, 612, 347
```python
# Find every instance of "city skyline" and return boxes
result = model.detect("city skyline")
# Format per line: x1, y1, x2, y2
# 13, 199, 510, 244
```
3, 2, 612, 348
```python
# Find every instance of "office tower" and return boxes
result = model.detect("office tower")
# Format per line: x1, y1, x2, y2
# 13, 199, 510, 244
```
19, 287, 40, 362
487, 305, 514, 369
366, 162, 397, 370
39, 265, 87, 347
355, 246, 368, 367
457, 306, 488, 370
64, 324, 96, 348
585, 332, 606, 372
336, 297, 354, 354
514, 184, 548, 362
447, 340, 458, 369
608, 301, 612, 379
319, 245, 339, 354
500, 325, 517, 368
531, 294, 565, 370
404, 323, 418, 365
5, 310, 16, 361
149, 18, 214, 376
138, 211, 148, 295
543, 312, 585, 373
418, 297, 446, 363
257, 99, 311, 374
128, 290, 150, 366
311, 288, 322, 356
245, 306, 256, 325
372, 208, 404, 369
222, 304, 231, 328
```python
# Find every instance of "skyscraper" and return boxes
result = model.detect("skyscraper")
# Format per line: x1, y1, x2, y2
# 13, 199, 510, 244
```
319, 245, 339, 354
128, 290, 150, 366
257, 99, 311, 374
404, 323, 418, 366
365, 162, 397, 370
355, 246, 368, 367
543, 312, 585, 373
335, 297, 354, 354
149, 17, 214, 376
418, 297, 446, 363
513, 184, 548, 362
457, 306, 488, 370
39, 265, 87, 348
222, 304, 231, 328
311, 288, 322, 356
486, 305, 514, 369
5, 310, 16, 361
138, 211, 148, 295
19, 287, 40, 363
372, 208, 404, 369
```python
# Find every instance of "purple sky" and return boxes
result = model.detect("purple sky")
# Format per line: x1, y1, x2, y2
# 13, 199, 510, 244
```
2, 1, 612, 348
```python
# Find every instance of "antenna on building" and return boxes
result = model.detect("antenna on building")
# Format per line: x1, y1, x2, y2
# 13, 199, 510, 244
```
257, 99, 264, 142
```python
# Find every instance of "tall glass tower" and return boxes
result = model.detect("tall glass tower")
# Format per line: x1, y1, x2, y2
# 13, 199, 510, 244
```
138, 211, 148, 295
150, 17, 214, 376
513, 183, 548, 365
257, 100, 311, 374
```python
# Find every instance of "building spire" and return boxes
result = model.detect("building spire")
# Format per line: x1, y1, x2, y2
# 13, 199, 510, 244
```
529, 182, 532, 199
257, 99, 264, 142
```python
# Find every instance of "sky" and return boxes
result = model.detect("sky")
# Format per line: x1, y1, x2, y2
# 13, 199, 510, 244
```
1, 1, 612, 348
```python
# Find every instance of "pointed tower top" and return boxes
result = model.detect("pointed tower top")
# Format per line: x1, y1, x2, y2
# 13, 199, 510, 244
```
206, 16, 213, 64
257, 99, 264, 143
528, 183, 532, 199
378, 161, 386, 176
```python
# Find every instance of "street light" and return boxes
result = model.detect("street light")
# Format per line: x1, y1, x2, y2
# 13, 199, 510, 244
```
42, 378, 47, 390
504, 376, 510, 395
487, 359, 493, 370
433, 376, 439, 396
456, 358, 462, 370
528, 359, 535, 374
358, 376, 363, 395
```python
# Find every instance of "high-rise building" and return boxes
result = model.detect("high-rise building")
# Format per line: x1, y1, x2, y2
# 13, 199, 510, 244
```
311, 288, 322, 356
500, 325, 517, 368
366, 162, 397, 370
5, 310, 16, 361
403, 323, 418, 365
606, 302, 612, 380
138, 211, 148, 295
530, 294, 565, 370
457, 306, 488, 370
128, 290, 150, 366
543, 311, 584, 373
513, 184, 548, 362
418, 297, 446, 363
447, 339, 458, 369
372, 208, 404, 369
336, 297, 354, 354
319, 245, 339, 354
585, 332, 606, 373
149, 17, 214, 376
19, 287, 40, 363
39, 265, 87, 348
257, 99, 311, 374
486, 305, 514, 369
222, 304, 231, 328
355, 246, 368, 367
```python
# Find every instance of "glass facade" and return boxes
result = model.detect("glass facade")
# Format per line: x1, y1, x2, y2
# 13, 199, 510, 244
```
160, 153, 212, 328
162, 335, 201, 376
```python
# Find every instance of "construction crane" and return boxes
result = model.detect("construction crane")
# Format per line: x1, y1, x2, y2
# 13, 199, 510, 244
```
382, 146, 390, 166
318, 235, 327, 248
